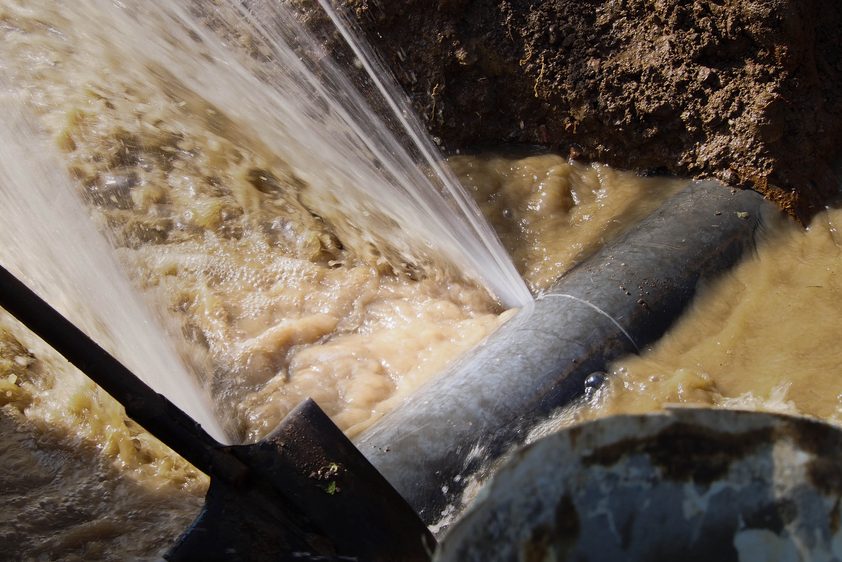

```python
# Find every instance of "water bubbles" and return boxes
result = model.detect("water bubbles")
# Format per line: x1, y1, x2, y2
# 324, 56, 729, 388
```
584, 372, 606, 388
583, 371, 606, 401
89, 171, 138, 209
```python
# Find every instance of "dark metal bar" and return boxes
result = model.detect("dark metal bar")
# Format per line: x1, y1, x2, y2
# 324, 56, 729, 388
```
0, 263, 246, 482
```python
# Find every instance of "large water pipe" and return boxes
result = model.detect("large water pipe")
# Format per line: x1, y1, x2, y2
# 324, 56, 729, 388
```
356, 180, 780, 523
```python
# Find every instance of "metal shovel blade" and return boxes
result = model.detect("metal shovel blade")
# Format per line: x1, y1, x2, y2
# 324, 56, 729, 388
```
167, 397, 435, 561
0, 263, 434, 561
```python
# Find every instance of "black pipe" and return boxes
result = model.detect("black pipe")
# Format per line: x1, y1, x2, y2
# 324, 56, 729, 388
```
355, 180, 780, 523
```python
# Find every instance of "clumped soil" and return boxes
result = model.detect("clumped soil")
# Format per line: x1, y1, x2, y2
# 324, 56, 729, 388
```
331, 0, 842, 221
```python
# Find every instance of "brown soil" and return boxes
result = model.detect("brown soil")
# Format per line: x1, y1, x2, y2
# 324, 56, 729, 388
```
328, 0, 842, 221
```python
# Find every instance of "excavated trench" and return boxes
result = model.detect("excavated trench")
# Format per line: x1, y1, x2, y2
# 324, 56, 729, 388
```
0, 0, 842, 558
321, 0, 842, 220
330, 3, 842, 557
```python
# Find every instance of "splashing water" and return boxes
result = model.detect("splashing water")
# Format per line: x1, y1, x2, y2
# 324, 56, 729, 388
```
0, 0, 530, 442
316, 0, 534, 306
83, 0, 532, 307
0, 88, 228, 443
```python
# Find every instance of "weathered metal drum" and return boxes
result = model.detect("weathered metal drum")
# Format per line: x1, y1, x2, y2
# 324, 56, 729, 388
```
435, 408, 842, 562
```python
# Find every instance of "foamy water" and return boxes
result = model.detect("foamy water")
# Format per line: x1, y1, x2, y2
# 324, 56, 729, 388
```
0, 0, 532, 443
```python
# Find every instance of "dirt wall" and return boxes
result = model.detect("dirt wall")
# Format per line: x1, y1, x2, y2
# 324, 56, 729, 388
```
336, 0, 842, 220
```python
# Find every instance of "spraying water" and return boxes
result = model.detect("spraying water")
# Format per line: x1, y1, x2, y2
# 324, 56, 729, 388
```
0, 88, 228, 443
81, 0, 532, 307
0, 0, 530, 443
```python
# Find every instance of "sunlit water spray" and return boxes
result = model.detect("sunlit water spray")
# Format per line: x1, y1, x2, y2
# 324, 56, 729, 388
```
0, 89, 228, 443
88, 0, 532, 308
0, 0, 531, 443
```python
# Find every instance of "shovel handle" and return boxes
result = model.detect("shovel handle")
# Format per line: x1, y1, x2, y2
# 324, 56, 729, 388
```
0, 263, 246, 482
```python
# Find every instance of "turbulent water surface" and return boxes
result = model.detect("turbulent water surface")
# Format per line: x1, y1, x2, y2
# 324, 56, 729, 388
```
0, 1, 679, 558
5, 0, 842, 560
523, 207, 842, 446
591, 207, 842, 424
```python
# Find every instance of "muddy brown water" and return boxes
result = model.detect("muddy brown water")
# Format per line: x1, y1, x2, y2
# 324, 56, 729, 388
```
0, 149, 678, 559
3, 1, 842, 560
0, 315, 207, 560
526, 205, 842, 440
597, 206, 842, 424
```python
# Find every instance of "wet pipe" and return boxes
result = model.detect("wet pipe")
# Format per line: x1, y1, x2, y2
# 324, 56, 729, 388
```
356, 180, 780, 523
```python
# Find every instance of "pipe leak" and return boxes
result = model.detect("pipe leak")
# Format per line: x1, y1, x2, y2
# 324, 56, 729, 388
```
356, 181, 781, 523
